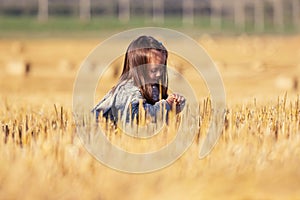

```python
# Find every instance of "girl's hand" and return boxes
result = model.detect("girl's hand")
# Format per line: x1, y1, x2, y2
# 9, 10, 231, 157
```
166, 93, 186, 112
173, 94, 185, 105
173, 93, 186, 113
166, 94, 175, 107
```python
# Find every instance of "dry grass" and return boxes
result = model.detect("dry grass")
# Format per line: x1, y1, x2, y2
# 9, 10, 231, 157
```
1, 96, 300, 199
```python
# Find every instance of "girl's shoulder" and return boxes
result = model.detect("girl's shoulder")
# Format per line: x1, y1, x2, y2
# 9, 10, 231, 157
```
115, 79, 143, 105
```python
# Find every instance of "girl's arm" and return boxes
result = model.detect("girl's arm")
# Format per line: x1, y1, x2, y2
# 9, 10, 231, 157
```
116, 82, 184, 122
130, 94, 185, 122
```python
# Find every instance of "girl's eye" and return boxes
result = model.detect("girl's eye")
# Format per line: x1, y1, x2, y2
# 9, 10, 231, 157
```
150, 66, 163, 74
150, 68, 158, 73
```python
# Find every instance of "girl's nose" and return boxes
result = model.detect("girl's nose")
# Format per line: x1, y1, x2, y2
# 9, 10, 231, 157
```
156, 71, 161, 78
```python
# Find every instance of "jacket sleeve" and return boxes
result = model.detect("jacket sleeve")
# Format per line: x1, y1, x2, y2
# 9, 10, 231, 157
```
91, 89, 114, 120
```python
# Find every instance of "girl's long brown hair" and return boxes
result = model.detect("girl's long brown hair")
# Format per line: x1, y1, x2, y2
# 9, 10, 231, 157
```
117, 35, 168, 104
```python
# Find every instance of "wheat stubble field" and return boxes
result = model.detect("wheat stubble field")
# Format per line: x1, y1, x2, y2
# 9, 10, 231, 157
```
0, 35, 300, 199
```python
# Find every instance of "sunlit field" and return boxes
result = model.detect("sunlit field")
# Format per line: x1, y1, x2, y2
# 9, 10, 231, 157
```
1, 35, 300, 199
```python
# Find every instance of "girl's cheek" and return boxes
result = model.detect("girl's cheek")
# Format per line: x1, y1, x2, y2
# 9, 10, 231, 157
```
151, 72, 156, 78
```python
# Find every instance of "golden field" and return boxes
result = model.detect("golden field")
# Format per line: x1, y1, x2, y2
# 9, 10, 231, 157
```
0, 35, 300, 199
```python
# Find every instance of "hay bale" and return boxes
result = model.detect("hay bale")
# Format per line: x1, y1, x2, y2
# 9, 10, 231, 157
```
198, 34, 217, 48
58, 59, 74, 72
214, 60, 226, 70
103, 65, 119, 79
168, 59, 185, 75
236, 34, 252, 55
6, 59, 31, 76
251, 61, 266, 72
293, 77, 298, 91
10, 41, 25, 55
275, 75, 295, 91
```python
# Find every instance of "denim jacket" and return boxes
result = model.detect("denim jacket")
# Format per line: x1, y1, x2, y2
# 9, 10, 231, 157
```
92, 79, 173, 123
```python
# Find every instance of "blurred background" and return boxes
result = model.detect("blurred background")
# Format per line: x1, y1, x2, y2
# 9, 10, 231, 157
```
1, 0, 300, 106
0, 0, 299, 105
1, 0, 299, 101
1, 1, 300, 199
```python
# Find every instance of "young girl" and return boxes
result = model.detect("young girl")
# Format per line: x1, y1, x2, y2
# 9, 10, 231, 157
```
92, 35, 185, 124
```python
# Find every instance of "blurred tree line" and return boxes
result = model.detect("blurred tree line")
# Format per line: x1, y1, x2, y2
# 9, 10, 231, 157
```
0, 0, 299, 31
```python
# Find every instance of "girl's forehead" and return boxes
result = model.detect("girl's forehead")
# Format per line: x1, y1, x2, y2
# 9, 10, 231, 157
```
148, 49, 166, 64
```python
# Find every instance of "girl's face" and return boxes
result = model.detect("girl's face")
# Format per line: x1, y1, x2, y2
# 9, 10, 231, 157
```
146, 50, 166, 84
